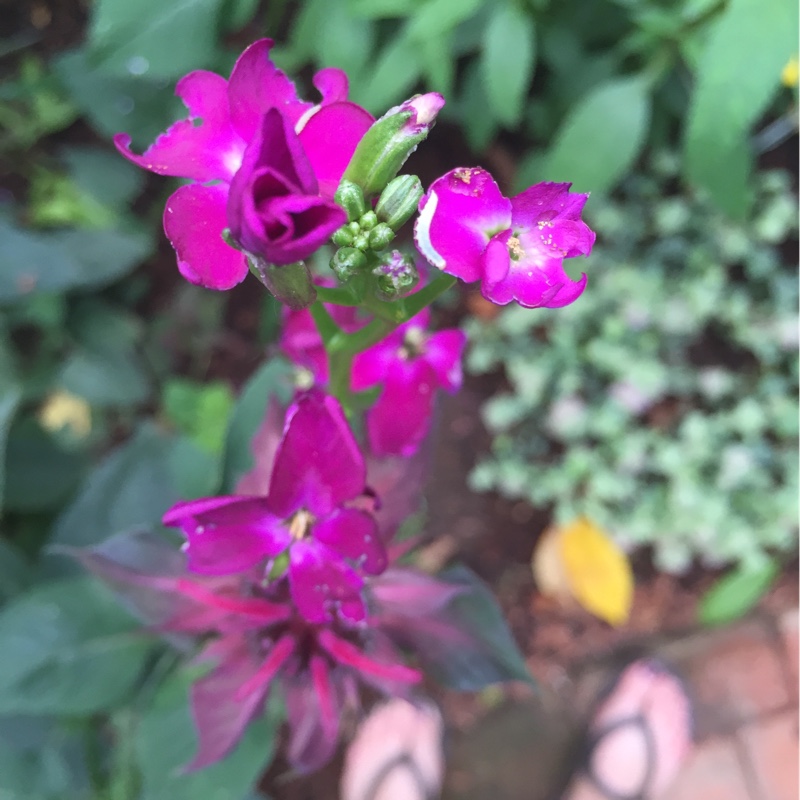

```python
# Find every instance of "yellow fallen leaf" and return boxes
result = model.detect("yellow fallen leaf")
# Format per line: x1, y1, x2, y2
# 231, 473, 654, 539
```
39, 390, 92, 438
559, 517, 633, 626
781, 56, 798, 88
531, 523, 573, 604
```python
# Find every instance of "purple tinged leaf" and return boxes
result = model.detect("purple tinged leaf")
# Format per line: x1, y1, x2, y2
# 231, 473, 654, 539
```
379, 565, 533, 691
185, 638, 270, 771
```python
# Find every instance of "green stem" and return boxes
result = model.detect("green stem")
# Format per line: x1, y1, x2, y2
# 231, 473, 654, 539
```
315, 285, 362, 306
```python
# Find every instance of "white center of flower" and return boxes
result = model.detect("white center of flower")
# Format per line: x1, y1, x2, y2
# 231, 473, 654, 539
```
288, 509, 315, 541
507, 236, 524, 261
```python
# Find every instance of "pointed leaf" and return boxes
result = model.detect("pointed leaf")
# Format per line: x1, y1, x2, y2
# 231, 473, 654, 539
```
536, 76, 651, 195
383, 565, 532, 690
135, 665, 281, 800
480, 4, 535, 127
0, 577, 153, 714
699, 558, 780, 627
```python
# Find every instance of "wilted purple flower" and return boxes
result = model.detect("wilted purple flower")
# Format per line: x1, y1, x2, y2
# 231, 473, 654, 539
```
115, 39, 374, 289
352, 309, 467, 456
163, 390, 385, 625
415, 168, 595, 308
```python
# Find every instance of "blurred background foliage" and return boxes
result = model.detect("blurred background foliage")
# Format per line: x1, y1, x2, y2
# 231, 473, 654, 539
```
0, 0, 797, 797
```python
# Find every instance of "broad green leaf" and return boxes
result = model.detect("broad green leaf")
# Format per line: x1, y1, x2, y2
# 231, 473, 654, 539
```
480, 3, 536, 127
51, 424, 179, 548
458, 61, 499, 153
536, 75, 651, 195
221, 359, 292, 492
0, 716, 90, 800
220, 0, 260, 32
0, 339, 22, 513
347, 0, 422, 17
61, 146, 146, 210
168, 436, 222, 499
136, 667, 280, 800
0, 577, 153, 714
317, 0, 375, 85
163, 379, 234, 455
59, 349, 151, 407
4, 420, 86, 514
684, 0, 798, 217
354, 33, 422, 112
0, 540, 33, 602
0, 221, 152, 301
52, 49, 180, 146
699, 558, 780, 626
420, 33, 456, 97
406, 565, 532, 690
88, 0, 225, 80
406, 0, 485, 41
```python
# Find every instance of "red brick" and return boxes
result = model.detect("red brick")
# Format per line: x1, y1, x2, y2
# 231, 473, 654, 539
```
779, 609, 798, 698
660, 737, 752, 800
663, 622, 790, 737
740, 712, 799, 800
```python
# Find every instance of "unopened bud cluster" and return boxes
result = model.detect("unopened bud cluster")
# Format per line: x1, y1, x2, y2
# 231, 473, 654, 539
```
330, 177, 423, 286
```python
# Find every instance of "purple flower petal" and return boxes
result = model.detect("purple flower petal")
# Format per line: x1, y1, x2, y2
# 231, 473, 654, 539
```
314, 508, 386, 576
227, 108, 346, 264
415, 167, 512, 283
226, 38, 312, 142
163, 184, 248, 289
268, 390, 366, 517
424, 329, 467, 393
351, 328, 404, 391
310, 67, 350, 105
288, 539, 366, 624
234, 634, 296, 700
511, 181, 590, 225
367, 359, 437, 457
163, 495, 290, 575
298, 102, 375, 198
114, 71, 244, 182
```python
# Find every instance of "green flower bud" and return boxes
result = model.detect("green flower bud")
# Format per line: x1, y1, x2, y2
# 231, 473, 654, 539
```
376, 175, 424, 230
331, 247, 367, 282
334, 180, 366, 222
352, 232, 371, 251
368, 223, 395, 251
332, 226, 354, 247
343, 93, 446, 195
359, 210, 378, 230
373, 250, 419, 300
247, 256, 316, 310
347, 221, 361, 236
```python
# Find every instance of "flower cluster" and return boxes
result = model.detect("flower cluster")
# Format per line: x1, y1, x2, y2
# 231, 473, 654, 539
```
85, 35, 598, 779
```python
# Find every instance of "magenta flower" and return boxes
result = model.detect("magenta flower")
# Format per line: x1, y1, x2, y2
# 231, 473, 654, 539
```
163, 390, 386, 625
72, 531, 422, 773
352, 309, 467, 456
414, 168, 596, 308
115, 39, 374, 289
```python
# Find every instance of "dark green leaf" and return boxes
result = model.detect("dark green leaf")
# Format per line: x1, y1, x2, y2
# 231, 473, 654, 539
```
51, 424, 179, 548
221, 359, 292, 492
136, 667, 281, 800
52, 49, 180, 147
480, 3, 536, 127
61, 146, 146, 209
0, 577, 153, 714
168, 436, 222, 499
0, 221, 152, 301
699, 559, 780, 626
87, 0, 226, 80
355, 33, 422, 111
0, 339, 22, 513
163, 379, 235, 455
401, 565, 532, 690
0, 716, 90, 800
684, 0, 797, 217
0, 540, 33, 602
59, 349, 151, 407
406, 0, 484, 41
4, 420, 86, 513
536, 75, 651, 195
